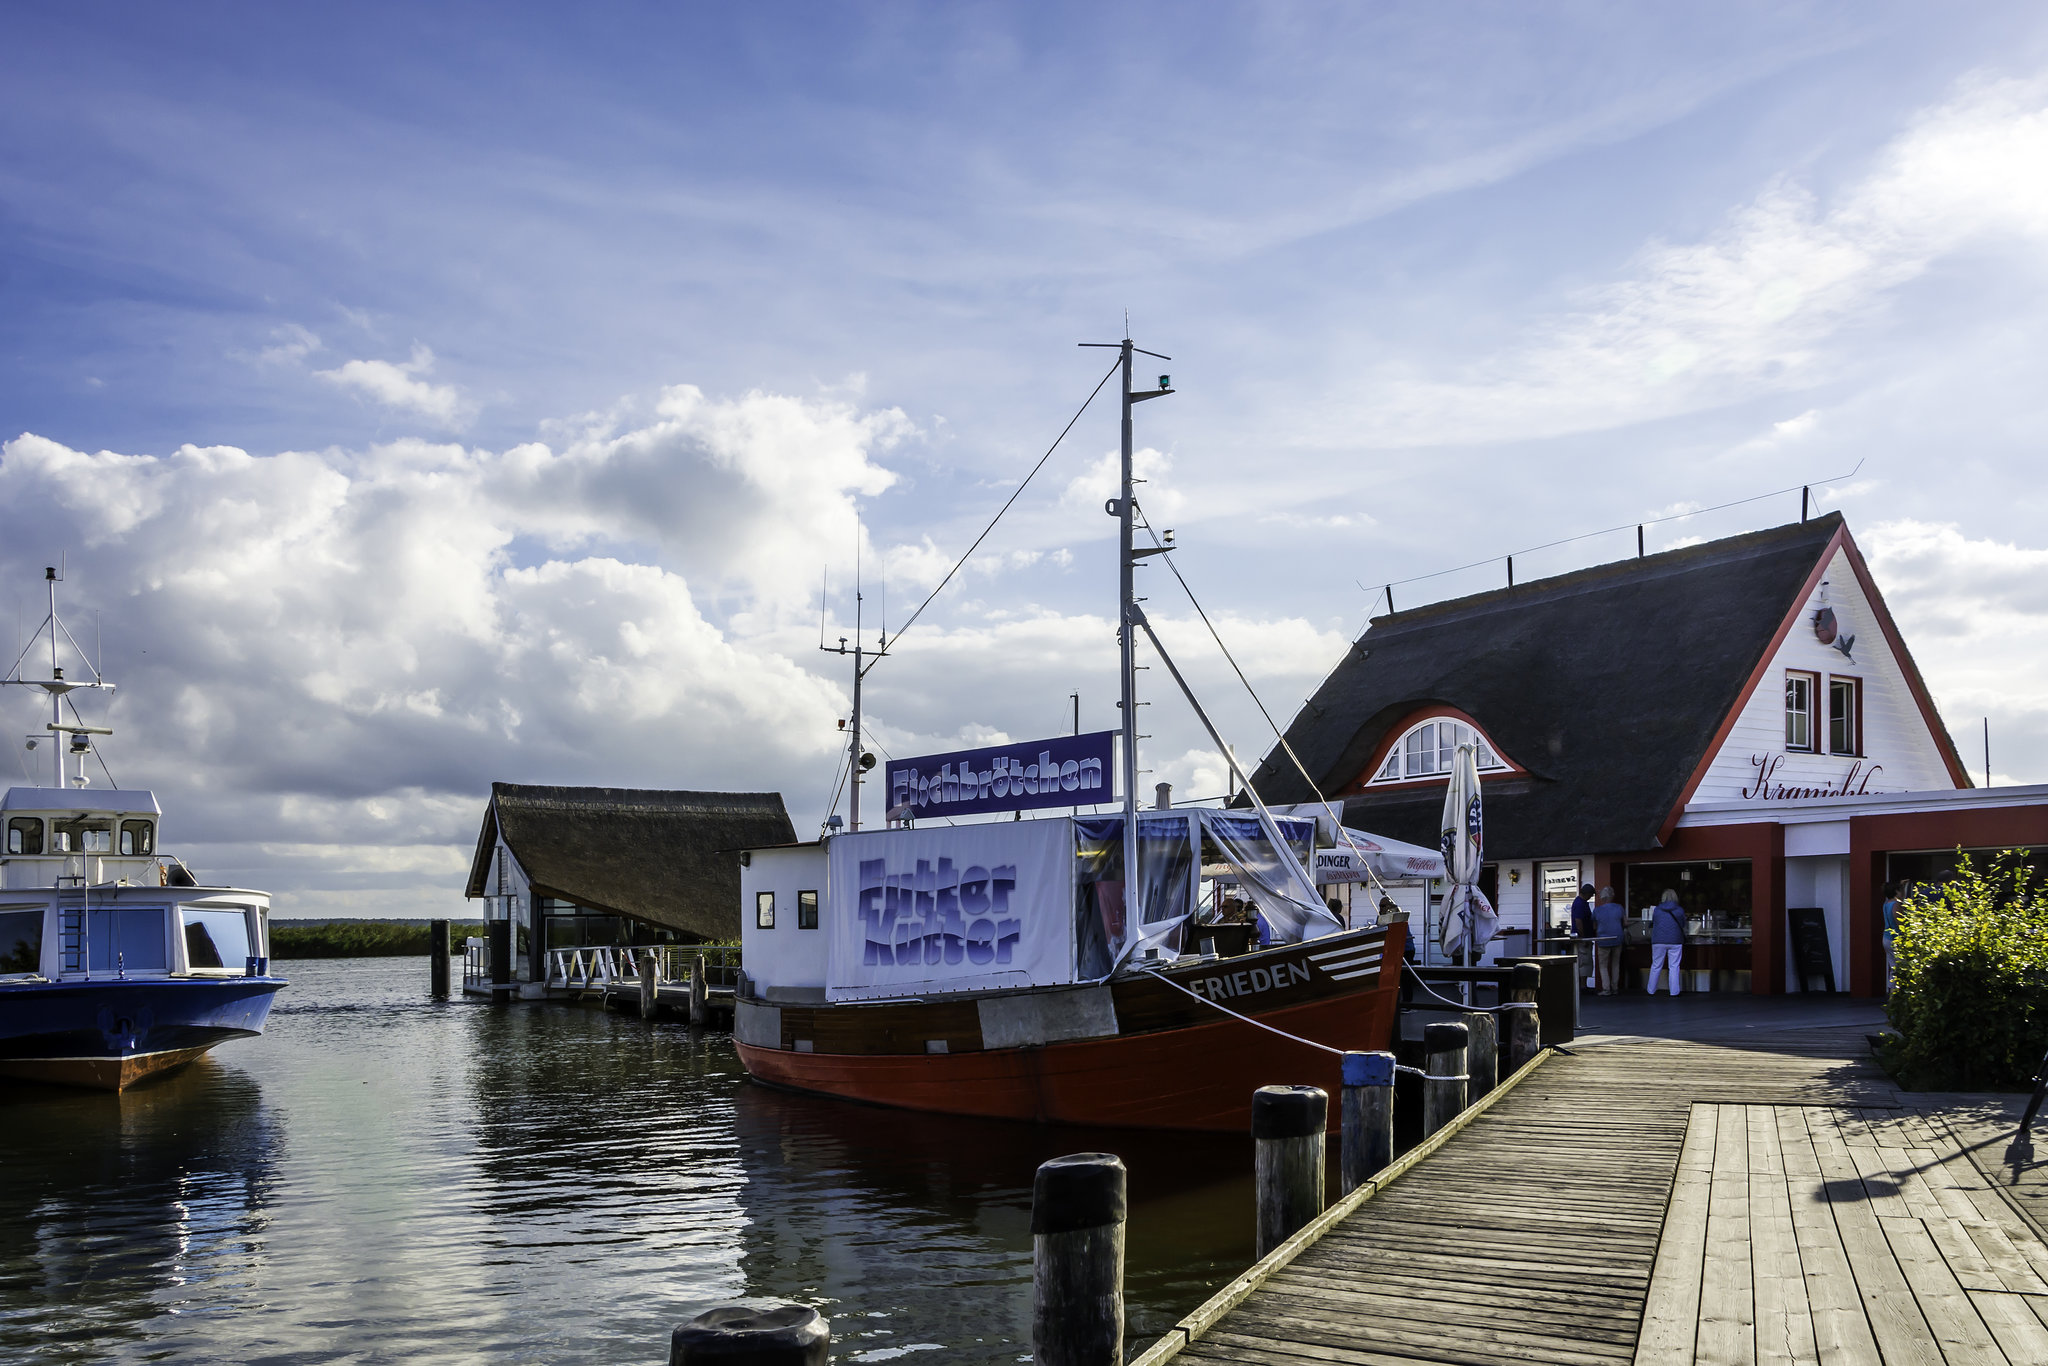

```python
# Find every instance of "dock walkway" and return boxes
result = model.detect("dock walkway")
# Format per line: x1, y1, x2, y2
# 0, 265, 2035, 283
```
1136, 1013, 2048, 1366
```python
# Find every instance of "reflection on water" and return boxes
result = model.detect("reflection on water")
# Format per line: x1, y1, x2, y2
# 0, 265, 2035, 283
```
0, 959, 1254, 1363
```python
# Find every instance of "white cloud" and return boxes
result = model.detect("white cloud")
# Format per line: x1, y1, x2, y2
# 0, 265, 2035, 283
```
257, 323, 322, 366
1341, 75, 2048, 448
316, 343, 468, 427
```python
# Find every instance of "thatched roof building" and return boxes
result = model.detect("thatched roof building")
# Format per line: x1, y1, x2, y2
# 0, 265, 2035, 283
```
465, 783, 796, 945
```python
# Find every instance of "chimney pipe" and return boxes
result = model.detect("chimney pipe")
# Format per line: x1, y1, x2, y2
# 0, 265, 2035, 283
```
1154, 782, 1172, 809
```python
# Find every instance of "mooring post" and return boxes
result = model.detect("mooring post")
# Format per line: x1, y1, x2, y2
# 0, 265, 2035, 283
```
428, 918, 450, 999
639, 953, 659, 1019
1031, 1152, 1127, 1366
1422, 1021, 1469, 1138
1253, 1084, 1327, 1257
1339, 1051, 1394, 1193
1462, 1010, 1497, 1098
1506, 963, 1543, 1071
689, 953, 709, 1026
670, 1305, 829, 1365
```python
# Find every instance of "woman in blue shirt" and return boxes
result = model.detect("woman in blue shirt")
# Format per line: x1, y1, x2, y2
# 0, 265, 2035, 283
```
1646, 890, 1686, 996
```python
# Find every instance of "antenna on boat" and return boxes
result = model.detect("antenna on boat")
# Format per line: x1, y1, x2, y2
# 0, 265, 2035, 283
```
822, 514, 890, 830
3, 566, 116, 788
1080, 336, 1173, 931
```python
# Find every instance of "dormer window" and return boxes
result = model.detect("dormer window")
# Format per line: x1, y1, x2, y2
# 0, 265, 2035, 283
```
1370, 717, 1510, 784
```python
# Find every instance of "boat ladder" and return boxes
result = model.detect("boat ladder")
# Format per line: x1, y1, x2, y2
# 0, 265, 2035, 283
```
57, 885, 89, 975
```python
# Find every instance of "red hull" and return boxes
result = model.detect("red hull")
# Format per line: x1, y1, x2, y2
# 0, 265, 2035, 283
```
736, 987, 1397, 1133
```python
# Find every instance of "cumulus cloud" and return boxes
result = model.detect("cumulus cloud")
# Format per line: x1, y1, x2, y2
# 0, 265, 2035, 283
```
1342, 75, 2048, 447
316, 343, 468, 427
0, 382, 916, 915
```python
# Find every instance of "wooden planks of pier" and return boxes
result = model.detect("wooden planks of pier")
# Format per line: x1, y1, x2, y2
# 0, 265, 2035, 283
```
1138, 1026, 2048, 1366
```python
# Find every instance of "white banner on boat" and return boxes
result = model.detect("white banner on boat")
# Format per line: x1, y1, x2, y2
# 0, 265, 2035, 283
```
824, 818, 1077, 1002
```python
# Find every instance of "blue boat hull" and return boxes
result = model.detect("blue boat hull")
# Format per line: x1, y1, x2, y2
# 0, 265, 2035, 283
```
0, 977, 285, 1090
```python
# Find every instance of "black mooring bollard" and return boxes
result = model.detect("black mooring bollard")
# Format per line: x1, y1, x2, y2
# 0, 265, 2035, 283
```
1031, 1152, 1127, 1366
1253, 1084, 1326, 1257
1463, 1009, 1498, 1098
1422, 1021, 1469, 1138
1339, 1051, 1394, 1193
1506, 963, 1543, 1072
428, 918, 450, 999
670, 1304, 828, 1365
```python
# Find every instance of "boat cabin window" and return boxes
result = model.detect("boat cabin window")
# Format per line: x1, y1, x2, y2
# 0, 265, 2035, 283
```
797, 889, 819, 930
86, 907, 170, 973
120, 820, 155, 856
54, 819, 113, 854
0, 910, 41, 974
182, 908, 252, 971
5, 817, 42, 856
756, 891, 775, 929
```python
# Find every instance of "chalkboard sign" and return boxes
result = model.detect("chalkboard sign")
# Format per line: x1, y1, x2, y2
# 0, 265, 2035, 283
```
1788, 907, 1835, 993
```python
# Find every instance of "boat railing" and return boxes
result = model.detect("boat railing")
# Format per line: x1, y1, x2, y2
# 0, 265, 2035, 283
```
462, 937, 489, 991
657, 943, 742, 990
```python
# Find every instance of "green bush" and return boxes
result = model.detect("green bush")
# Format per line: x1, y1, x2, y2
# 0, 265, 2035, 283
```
269, 921, 485, 959
1883, 852, 2048, 1090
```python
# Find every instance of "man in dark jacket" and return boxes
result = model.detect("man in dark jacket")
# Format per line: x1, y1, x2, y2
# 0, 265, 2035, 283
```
1569, 883, 1596, 988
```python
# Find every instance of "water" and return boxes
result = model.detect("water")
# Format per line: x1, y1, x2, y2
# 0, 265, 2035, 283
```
1, 960, 1258, 1363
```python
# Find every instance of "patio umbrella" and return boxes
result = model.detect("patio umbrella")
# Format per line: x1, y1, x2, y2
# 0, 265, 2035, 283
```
1437, 742, 1494, 998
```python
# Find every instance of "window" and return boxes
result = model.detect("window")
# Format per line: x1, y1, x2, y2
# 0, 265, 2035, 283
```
120, 820, 154, 856
55, 819, 111, 854
1828, 677, 1860, 756
1784, 672, 1817, 751
798, 889, 819, 929
6, 817, 41, 856
1368, 718, 1507, 784
86, 907, 169, 972
0, 910, 40, 974
182, 908, 252, 971
755, 891, 775, 929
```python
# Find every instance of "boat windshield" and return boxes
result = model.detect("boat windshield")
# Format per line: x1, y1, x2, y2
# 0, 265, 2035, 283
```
86, 907, 171, 973
182, 908, 252, 971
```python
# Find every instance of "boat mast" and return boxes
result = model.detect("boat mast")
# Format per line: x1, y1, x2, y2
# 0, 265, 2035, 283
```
1116, 341, 1140, 928
47, 568, 61, 787
4, 566, 115, 789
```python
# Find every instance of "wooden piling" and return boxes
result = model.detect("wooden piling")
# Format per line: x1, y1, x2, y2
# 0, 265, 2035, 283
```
1506, 962, 1543, 1071
670, 1305, 829, 1364
1253, 1084, 1327, 1257
428, 918, 450, 998
1339, 1051, 1394, 1194
689, 953, 708, 1026
1031, 1152, 1126, 1366
639, 953, 659, 1019
1462, 1010, 1497, 1098
1422, 1021, 1468, 1138
488, 919, 513, 989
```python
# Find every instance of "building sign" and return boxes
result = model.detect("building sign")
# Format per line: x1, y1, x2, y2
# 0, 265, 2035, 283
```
1740, 754, 1885, 801
825, 820, 1076, 1000
886, 730, 1115, 820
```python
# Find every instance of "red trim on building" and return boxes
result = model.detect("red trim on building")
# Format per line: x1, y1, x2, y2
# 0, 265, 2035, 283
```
1616, 823, 1786, 994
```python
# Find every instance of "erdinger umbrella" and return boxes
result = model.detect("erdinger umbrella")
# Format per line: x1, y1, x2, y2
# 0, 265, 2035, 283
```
1437, 743, 1495, 990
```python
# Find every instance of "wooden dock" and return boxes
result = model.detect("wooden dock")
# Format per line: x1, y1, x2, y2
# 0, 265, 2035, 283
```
1135, 1025, 2048, 1366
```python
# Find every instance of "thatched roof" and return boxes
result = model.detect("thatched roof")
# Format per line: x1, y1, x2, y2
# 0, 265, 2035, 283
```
464, 783, 795, 941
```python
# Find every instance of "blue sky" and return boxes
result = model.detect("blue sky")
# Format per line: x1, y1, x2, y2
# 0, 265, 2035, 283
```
5, 4, 2048, 915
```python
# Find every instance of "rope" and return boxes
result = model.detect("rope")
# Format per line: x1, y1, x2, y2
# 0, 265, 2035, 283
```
1402, 962, 1537, 1013
1139, 967, 1345, 1056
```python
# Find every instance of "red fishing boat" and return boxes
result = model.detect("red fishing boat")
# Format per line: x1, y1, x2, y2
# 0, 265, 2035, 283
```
732, 338, 1407, 1131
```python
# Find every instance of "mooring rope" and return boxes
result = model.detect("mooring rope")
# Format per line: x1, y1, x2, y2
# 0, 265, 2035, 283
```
1402, 962, 1538, 1014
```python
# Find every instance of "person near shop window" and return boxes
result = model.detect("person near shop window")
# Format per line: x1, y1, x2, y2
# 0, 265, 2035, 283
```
1646, 889, 1687, 997
1880, 882, 1901, 995
1570, 883, 1597, 987
1592, 886, 1626, 996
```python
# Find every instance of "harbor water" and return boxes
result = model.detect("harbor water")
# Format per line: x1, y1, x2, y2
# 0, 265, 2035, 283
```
0, 958, 1258, 1363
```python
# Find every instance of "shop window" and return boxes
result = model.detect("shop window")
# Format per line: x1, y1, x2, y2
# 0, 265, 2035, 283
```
756, 891, 775, 929
798, 889, 819, 930
119, 819, 154, 856
1369, 718, 1508, 784
1784, 672, 1817, 751
6, 817, 42, 856
1828, 677, 1861, 756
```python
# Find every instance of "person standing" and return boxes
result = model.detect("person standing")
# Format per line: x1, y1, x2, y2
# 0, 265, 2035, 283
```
1592, 886, 1626, 996
1569, 882, 1597, 988
1646, 889, 1686, 997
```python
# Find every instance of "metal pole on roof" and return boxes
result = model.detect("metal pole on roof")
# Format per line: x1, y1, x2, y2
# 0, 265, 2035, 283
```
1637, 525, 1645, 558
1802, 486, 1810, 522
1985, 717, 1992, 788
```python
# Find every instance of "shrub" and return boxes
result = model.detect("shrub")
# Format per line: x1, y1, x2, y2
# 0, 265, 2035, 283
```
269, 921, 486, 959
1884, 851, 2048, 1091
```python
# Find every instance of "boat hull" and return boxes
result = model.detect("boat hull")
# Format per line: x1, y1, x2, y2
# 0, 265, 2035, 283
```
0, 977, 285, 1092
736, 923, 1403, 1132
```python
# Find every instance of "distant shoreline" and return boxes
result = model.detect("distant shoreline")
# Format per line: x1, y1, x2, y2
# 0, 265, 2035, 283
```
270, 920, 485, 958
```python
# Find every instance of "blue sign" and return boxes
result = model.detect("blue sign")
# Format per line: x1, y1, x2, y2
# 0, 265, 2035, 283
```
885, 730, 1117, 820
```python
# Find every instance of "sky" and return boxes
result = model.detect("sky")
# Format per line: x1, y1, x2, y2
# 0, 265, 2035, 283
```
4, 3, 2048, 918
